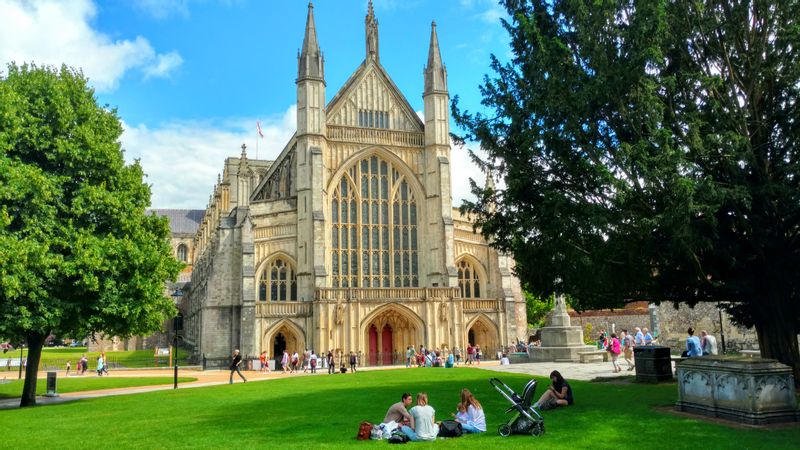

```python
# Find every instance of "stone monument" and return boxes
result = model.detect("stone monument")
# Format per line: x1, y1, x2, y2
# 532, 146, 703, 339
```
529, 295, 596, 362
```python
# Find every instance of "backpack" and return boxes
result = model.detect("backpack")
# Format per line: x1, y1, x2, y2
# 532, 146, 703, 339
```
438, 420, 463, 438
310, 358, 317, 368
356, 421, 373, 440
387, 432, 410, 444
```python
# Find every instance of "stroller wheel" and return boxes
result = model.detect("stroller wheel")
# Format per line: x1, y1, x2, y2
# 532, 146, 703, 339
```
531, 422, 545, 437
498, 424, 512, 437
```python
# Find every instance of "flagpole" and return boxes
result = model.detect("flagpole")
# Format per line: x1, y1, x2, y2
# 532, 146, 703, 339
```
256, 124, 259, 160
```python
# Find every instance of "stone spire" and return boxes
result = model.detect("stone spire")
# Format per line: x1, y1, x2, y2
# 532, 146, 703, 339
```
365, 0, 379, 62
424, 21, 447, 94
298, 2, 324, 80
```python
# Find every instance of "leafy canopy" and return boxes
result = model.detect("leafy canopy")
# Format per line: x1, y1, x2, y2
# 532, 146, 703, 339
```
0, 63, 181, 343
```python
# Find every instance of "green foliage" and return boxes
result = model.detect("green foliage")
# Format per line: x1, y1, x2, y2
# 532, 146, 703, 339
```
524, 291, 553, 328
0, 368, 796, 448
452, 0, 800, 376
0, 63, 182, 404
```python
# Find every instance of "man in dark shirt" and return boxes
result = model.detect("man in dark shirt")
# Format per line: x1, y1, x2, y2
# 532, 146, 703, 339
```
229, 349, 247, 384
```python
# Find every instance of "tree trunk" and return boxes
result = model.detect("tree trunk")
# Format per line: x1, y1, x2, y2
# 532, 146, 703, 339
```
19, 332, 45, 408
753, 296, 800, 388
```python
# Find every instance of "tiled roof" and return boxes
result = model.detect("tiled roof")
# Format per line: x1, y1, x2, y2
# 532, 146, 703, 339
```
147, 209, 205, 235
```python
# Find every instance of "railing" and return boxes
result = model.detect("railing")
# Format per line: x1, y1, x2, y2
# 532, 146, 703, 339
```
461, 299, 502, 312
255, 302, 313, 318
327, 125, 424, 147
315, 287, 460, 301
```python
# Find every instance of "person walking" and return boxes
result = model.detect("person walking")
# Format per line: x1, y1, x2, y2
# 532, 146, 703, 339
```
466, 344, 474, 365
229, 349, 247, 384
96, 355, 104, 377
621, 329, 635, 371
608, 333, 622, 372
281, 350, 290, 374
327, 350, 335, 374
349, 351, 357, 373
100, 351, 109, 376
453, 346, 461, 366
65, 360, 71, 376
310, 350, 318, 374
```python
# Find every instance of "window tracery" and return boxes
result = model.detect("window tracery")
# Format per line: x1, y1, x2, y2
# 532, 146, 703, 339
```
258, 257, 297, 302
457, 258, 481, 298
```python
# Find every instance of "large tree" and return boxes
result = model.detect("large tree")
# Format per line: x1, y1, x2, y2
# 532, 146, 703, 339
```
453, 0, 800, 380
0, 63, 181, 407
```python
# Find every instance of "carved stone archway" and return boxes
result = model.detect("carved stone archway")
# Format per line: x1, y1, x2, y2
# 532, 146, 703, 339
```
262, 319, 306, 366
465, 314, 499, 359
361, 304, 424, 366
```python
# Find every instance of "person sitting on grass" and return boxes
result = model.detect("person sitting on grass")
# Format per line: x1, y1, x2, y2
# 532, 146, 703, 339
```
401, 392, 439, 441
383, 392, 413, 430
456, 389, 486, 433
533, 370, 573, 410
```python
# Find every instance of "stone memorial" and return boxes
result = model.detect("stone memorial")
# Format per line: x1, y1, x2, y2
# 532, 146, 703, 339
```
676, 356, 799, 425
528, 295, 596, 362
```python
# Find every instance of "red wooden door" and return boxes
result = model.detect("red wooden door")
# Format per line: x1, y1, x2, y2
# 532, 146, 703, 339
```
369, 325, 378, 366
382, 325, 393, 365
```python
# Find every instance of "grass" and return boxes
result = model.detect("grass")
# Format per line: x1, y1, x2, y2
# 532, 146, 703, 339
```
0, 367, 796, 449
2, 347, 189, 370
0, 376, 198, 399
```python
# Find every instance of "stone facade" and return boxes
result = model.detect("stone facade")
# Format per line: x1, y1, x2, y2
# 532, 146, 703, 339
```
182, 3, 526, 365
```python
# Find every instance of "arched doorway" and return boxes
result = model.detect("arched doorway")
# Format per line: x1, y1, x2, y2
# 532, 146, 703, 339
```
466, 315, 499, 360
362, 305, 423, 366
263, 320, 305, 369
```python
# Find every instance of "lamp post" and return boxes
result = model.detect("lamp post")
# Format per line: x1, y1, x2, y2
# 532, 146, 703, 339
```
171, 288, 184, 389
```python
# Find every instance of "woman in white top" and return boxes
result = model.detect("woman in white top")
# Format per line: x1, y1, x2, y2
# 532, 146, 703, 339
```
401, 392, 439, 441
458, 388, 486, 433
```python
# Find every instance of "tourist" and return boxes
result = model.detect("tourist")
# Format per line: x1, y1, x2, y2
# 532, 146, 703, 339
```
302, 348, 311, 373
643, 328, 654, 345
533, 370, 574, 410
597, 328, 608, 349
446, 352, 455, 368
453, 346, 461, 365
101, 352, 109, 375
229, 349, 247, 384
327, 350, 335, 374
259, 351, 269, 373
401, 392, 439, 441
65, 360, 71, 376
79, 354, 88, 375
456, 388, 486, 433
701, 330, 718, 355
384, 392, 413, 426
683, 328, 702, 357
290, 351, 299, 373
466, 344, 474, 365
6, 357, 10, 371
349, 351, 357, 373
405, 346, 414, 368
310, 350, 318, 374
96, 355, 104, 376
475, 345, 482, 365
608, 333, 622, 373
281, 350, 290, 374
633, 327, 644, 347
621, 329, 635, 371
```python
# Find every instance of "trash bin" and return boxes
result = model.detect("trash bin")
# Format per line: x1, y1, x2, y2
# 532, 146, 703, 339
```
46, 371, 59, 397
634, 346, 673, 382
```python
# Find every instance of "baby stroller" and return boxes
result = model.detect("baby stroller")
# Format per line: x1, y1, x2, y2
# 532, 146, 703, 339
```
489, 377, 545, 437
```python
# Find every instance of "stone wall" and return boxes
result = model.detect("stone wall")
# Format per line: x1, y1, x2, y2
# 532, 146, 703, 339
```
566, 301, 759, 352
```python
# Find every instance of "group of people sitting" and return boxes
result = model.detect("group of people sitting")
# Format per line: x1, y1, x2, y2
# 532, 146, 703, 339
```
379, 389, 486, 441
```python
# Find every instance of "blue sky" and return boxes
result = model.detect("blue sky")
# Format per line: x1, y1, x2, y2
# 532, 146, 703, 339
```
0, 0, 510, 208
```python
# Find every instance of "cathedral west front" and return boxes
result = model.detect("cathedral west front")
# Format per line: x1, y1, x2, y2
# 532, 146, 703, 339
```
181, 2, 527, 366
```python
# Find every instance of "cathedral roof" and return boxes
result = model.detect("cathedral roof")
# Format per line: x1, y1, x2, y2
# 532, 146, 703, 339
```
147, 209, 205, 235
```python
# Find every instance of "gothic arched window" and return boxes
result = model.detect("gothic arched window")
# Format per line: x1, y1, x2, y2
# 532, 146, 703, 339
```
331, 155, 418, 288
457, 259, 481, 298
177, 244, 188, 262
258, 257, 297, 302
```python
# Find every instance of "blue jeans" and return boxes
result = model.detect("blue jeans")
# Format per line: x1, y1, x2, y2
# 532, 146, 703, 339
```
401, 425, 419, 441
461, 423, 484, 433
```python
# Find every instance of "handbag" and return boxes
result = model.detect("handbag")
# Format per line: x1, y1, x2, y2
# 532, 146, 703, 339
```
356, 421, 372, 440
437, 419, 463, 438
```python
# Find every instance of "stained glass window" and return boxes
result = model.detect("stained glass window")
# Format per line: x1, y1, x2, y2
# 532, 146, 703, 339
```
258, 257, 297, 301
457, 259, 481, 298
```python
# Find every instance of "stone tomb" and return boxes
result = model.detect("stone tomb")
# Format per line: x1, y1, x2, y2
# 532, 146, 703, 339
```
676, 356, 799, 425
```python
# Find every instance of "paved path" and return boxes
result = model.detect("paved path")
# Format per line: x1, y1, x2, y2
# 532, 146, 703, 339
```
0, 359, 657, 409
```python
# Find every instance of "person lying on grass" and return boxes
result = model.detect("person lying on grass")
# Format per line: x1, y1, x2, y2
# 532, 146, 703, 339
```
533, 370, 573, 410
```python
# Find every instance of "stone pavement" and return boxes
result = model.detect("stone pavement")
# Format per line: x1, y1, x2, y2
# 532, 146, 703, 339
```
0, 358, 664, 410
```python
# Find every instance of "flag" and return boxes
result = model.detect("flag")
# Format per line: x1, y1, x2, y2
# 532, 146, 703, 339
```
256, 120, 264, 138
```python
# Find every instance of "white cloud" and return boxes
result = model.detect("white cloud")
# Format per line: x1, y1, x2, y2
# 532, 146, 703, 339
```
477, 4, 506, 24
121, 105, 297, 209
144, 51, 184, 79
0, 0, 183, 92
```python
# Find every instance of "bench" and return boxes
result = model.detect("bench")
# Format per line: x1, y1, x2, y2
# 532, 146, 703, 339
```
578, 350, 609, 363
740, 350, 760, 358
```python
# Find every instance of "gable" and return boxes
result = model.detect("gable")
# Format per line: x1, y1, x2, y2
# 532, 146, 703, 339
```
251, 136, 297, 202
326, 62, 423, 133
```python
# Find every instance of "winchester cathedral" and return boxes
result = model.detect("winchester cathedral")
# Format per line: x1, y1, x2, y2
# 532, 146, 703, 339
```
171, 3, 526, 365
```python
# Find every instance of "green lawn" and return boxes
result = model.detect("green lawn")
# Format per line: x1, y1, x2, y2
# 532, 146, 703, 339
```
2, 347, 190, 370
0, 368, 796, 449
0, 376, 198, 399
